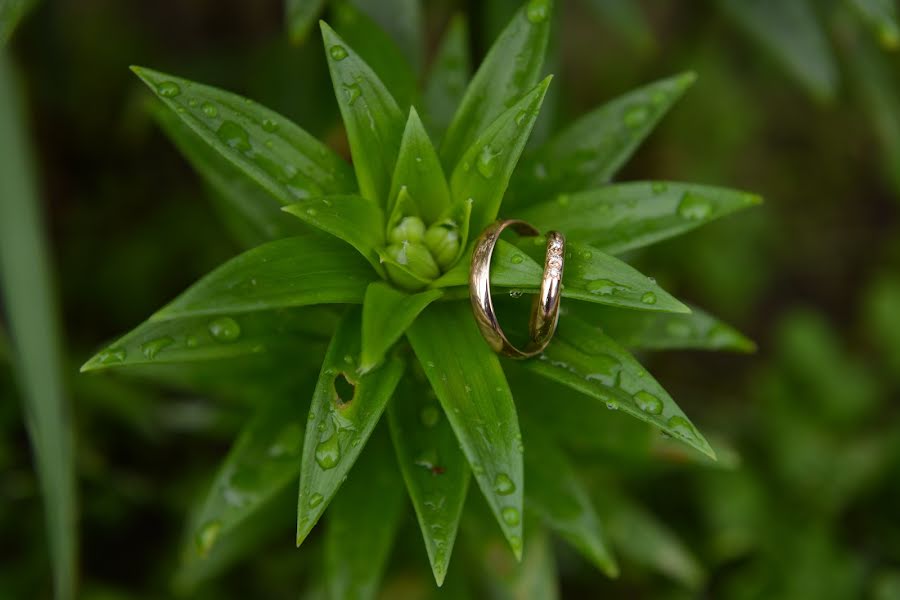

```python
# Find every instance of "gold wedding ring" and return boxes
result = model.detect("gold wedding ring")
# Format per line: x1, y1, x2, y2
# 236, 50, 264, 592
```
469, 219, 565, 358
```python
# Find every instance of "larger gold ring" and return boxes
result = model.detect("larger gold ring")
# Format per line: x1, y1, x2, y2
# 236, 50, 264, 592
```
469, 219, 565, 359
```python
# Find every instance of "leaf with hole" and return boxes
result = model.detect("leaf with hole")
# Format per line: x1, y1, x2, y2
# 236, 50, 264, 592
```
296, 309, 405, 545
406, 302, 523, 558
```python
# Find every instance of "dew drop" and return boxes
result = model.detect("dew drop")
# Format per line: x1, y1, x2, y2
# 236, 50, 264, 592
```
157, 81, 181, 97
677, 191, 712, 220
308, 492, 324, 508
623, 105, 649, 129
511, 254, 524, 264
508, 289, 524, 298
605, 401, 619, 411
262, 118, 278, 132
666, 415, 697, 441
216, 120, 251, 153
526, 0, 549, 23
97, 347, 127, 364
502, 507, 521, 526
493, 473, 516, 495
580, 249, 593, 260
510, 535, 523, 554
140, 336, 174, 359
201, 101, 218, 118
329, 45, 348, 61
641, 291, 657, 305
208, 317, 241, 342
315, 433, 341, 470
185, 335, 199, 348
477, 145, 500, 178
587, 279, 629, 296
343, 82, 361, 105
634, 391, 663, 415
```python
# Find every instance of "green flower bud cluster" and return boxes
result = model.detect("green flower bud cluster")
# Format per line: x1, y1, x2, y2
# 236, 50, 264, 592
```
384, 215, 461, 290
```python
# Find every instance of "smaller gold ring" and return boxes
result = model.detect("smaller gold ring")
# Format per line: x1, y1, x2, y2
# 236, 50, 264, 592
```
469, 219, 565, 359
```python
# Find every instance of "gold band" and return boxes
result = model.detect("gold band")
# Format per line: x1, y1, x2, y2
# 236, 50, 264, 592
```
469, 219, 565, 359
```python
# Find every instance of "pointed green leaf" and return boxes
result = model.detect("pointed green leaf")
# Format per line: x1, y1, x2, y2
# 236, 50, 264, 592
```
848, 0, 900, 49
321, 21, 405, 205
406, 302, 523, 558
389, 107, 452, 223
423, 16, 471, 142
1, 0, 36, 46
518, 181, 762, 254
283, 194, 386, 274
189, 392, 308, 557
450, 76, 552, 233
508, 73, 695, 207
434, 238, 689, 313
286, 0, 327, 43
131, 67, 356, 206
81, 307, 338, 372
0, 55, 76, 600
522, 420, 619, 577
296, 309, 405, 544
717, 0, 838, 102
152, 236, 376, 321
522, 314, 715, 458
596, 490, 705, 588
361, 282, 442, 372
153, 106, 305, 248
387, 375, 470, 585
333, 1, 417, 108
350, 0, 423, 71
572, 303, 756, 353
441, 0, 553, 168
325, 429, 404, 600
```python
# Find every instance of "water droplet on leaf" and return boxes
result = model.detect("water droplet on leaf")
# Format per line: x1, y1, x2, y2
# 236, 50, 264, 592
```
140, 336, 174, 359
315, 433, 341, 470
494, 473, 516, 495
208, 317, 241, 342
634, 391, 663, 415
157, 81, 181, 97
677, 191, 712, 220
329, 45, 348, 61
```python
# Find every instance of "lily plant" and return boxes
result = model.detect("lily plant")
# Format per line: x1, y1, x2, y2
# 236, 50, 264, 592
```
82, 0, 760, 594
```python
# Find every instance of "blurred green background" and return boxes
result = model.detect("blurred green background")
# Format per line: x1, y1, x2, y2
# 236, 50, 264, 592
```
3, 0, 900, 598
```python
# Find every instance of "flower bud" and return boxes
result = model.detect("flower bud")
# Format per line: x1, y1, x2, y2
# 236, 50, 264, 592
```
384, 242, 440, 290
388, 216, 426, 244
424, 221, 461, 269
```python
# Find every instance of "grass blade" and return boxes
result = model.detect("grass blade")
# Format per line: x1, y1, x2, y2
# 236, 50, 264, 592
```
296, 309, 405, 545
518, 181, 762, 254
406, 302, 524, 559
286, 0, 327, 43
572, 303, 756, 353
151, 236, 376, 321
423, 16, 471, 143
1, 0, 37, 46
283, 194, 386, 274
389, 107, 452, 224
324, 428, 404, 600
508, 73, 695, 207
321, 21, 405, 205
522, 419, 618, 577
0, 54, 76, 600
361, 282, 441, 372
387, 375, 470, 585
449, 76, 551, 233
522, 313, 715, 458
132, 67, 356, 205
440, 0, 553, 169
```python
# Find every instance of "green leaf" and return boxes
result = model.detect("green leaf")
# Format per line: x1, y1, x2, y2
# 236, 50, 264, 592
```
131, 67, 356, 205
389, 107, 452, 224
361, 282, 442, 372
387, 375, 470, 585
286, 0, 328, 43
152, 236, 376, 321
153, 106, 305, 248
324, 428, 404, 600
188, 392, 308, 557
1, 0, 37, 46
847, 0, 900, 49
522, 314, 715, 458
596, 490, 705, 588
0, 54, 76, 600
423, 16, 471, 143
521, 420, 619, 577
441, 0, 553, 169
518, 181, 762, 254
332, 1, 417, 107
283, 194, 386, 274
350, 0, 423, 71
406, 302, 524, 558
508, 73, 695, 208
321, 21, 405, 205
296, 309, 405, 544
717, 0, 838, 102
435, 238, 689, 314
571, 303, 756, 353
450, 76, 552, 233
81, 307, 338, 372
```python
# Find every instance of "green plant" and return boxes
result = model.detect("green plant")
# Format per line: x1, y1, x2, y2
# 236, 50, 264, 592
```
81, 0, 759, 594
